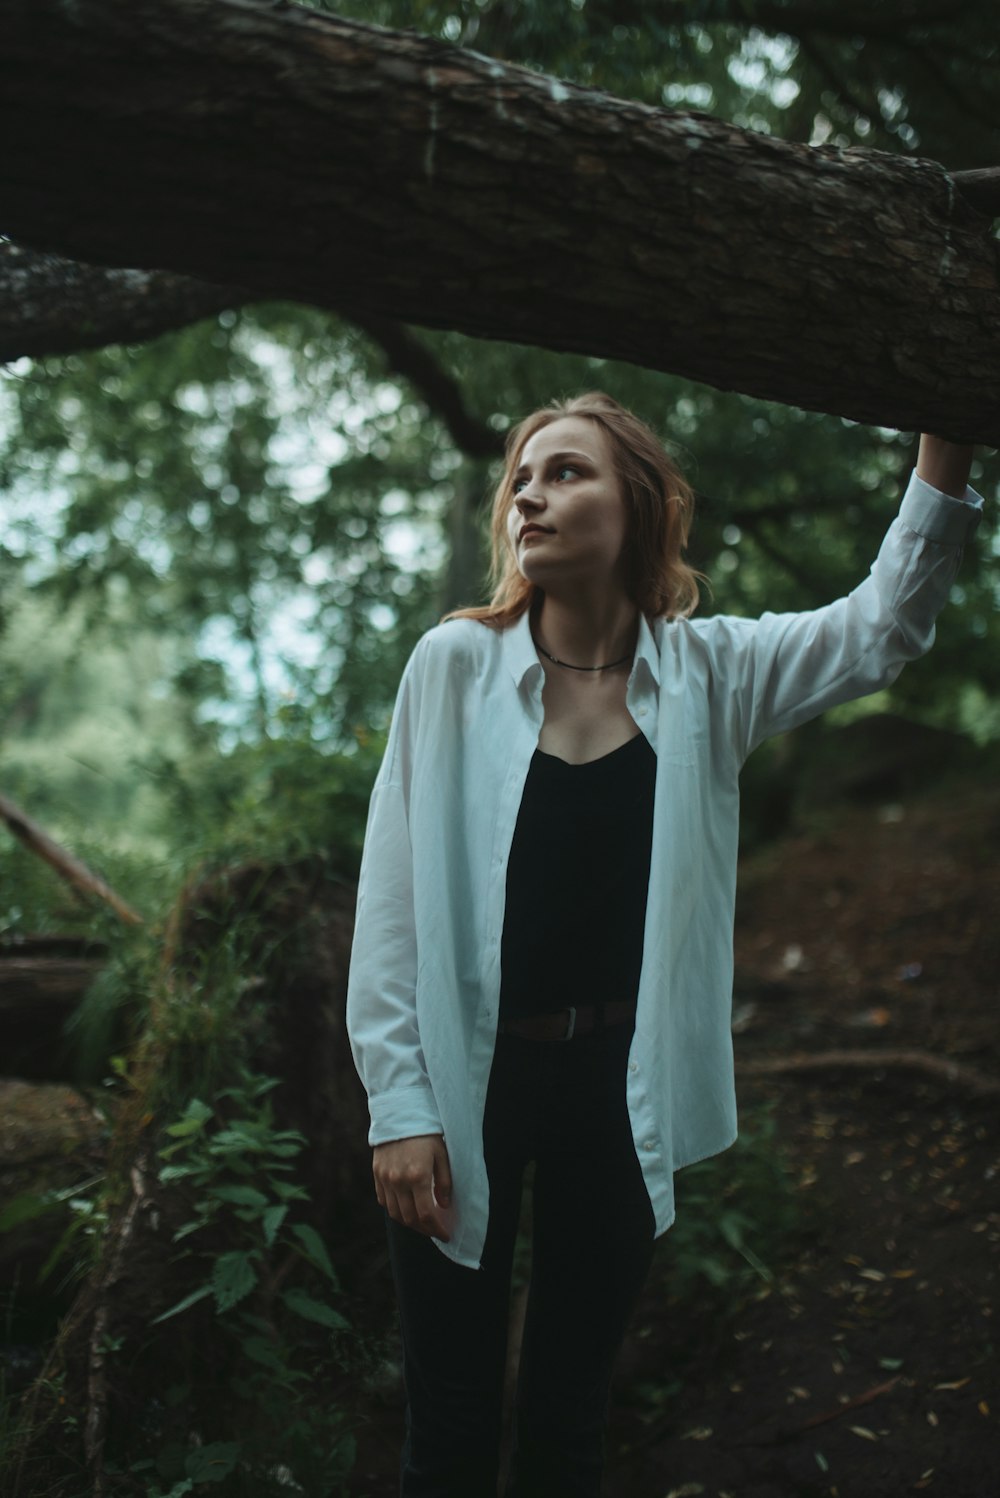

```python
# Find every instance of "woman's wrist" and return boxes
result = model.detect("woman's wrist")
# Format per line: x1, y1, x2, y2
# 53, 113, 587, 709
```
915, 433, 974, 500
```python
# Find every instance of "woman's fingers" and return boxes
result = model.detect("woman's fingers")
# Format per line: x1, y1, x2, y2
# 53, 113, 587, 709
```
373, 1135, 452, 1241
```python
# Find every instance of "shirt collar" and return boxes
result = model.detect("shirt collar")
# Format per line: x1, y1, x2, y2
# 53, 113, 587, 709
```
634, 610, 662, 688
502, 605, 662, 689
502, 607, 542, 688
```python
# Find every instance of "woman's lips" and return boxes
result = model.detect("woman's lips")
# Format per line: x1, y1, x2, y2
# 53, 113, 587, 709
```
519, 525, 553, 542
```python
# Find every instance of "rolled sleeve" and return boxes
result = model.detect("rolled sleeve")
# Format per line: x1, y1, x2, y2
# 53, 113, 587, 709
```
367, 1081, 444, 1146
898, 474, 983, 545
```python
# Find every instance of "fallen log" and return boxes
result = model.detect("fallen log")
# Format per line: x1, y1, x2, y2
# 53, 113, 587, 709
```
0, 937, 109, 1080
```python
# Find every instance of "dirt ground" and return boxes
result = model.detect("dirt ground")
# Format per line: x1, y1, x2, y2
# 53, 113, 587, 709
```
351, 781, 1000, 1498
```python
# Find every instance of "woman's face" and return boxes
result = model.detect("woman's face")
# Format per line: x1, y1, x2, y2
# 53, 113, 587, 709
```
505, 417, 629, 597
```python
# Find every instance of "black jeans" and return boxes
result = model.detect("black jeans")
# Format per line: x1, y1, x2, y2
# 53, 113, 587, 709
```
385, 1018, 656, 1498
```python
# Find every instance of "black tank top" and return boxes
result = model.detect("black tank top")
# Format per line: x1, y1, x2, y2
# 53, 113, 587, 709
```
499, 731, 657, 1019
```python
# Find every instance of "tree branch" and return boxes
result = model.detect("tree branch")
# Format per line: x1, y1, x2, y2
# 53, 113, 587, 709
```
0, 792, 144, 925
349, 313, 501, 460
952, 168, 1000, 215
606, 0, 984, 46
0, 242, 244, 361
1, 0, 998, 442
0, 240, 500, 465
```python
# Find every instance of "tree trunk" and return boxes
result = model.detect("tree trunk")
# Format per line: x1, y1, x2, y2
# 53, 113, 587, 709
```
1, 0, 997, 443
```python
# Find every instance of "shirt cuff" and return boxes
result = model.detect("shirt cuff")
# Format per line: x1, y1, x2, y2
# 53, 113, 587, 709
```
900, 472, 984, 546
367, 1082, 443, 1147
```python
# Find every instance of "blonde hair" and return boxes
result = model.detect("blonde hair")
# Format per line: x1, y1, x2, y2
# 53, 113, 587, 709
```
444, 392, 700, 628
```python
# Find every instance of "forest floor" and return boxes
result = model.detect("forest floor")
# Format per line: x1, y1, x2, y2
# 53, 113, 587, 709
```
350, 779, 1000, 1498
2, 776, 996, 1498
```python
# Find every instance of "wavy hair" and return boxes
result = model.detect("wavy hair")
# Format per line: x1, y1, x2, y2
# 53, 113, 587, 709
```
444, 392, 701, 628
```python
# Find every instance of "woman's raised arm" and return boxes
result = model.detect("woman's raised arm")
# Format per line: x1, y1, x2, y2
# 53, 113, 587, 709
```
915, 433, 975, 499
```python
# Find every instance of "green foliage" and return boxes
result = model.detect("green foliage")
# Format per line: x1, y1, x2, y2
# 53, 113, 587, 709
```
626, 1103, 803, 1423
141, 724, 386, 878
665, 1104, 800, 1299
124, 1064, 358, 1495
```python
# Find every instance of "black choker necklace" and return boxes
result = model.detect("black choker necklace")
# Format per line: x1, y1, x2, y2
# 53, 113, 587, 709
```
532, 636, 634, 672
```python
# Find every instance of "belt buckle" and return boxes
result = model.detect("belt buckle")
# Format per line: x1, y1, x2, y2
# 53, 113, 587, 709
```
561, 1006, 576, 1041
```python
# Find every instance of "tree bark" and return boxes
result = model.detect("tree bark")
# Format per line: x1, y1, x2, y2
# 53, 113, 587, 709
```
1, 0, 998, 443
0, 241, 243, 361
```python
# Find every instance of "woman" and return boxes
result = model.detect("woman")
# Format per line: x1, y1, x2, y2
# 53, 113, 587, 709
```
346, 393, 981, 1498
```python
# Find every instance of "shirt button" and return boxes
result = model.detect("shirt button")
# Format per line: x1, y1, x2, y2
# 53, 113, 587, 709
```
636, 707, 648, 719
629, 1061, 638, 1073
643, 1139, 656, 1152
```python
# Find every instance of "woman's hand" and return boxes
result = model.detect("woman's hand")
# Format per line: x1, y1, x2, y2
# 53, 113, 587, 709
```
373, 1133, 454, 1241
916, 434, 974, 499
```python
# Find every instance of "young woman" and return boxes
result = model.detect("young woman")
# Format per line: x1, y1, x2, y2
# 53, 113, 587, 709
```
346, 393, 981, 1498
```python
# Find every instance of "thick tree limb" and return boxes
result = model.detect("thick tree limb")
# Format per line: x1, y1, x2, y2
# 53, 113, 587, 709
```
1, 0, 998, 442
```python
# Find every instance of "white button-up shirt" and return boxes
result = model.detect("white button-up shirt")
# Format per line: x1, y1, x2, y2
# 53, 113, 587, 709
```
347, 473, 982, 1268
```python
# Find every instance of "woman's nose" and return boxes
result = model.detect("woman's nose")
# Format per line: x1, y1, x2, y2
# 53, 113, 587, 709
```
514, 490, 542, 513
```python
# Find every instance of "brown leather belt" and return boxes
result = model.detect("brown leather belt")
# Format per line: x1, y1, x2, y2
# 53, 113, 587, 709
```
497, 1000, 637, 1042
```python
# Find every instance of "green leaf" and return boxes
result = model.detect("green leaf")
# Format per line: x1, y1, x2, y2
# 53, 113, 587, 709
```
150, 1284, 214, 1325
162, 1099, 214, 1138
0, 1190, 64, 1232
209, 1128, 265, 1151
281, 1288, 350, 1331
269, 1179, 309, 1202
212, 1250, 258, 1312
241, 1335, 287, 1374
289, 1222, 338, 1284
717, 1210, 749, 1251
172, 1217, 213, 1243
209, 1184, 270, 1209
184, 1442, 242, 1484
158, 1163, 199, 1182
262, 1203, 288, 1246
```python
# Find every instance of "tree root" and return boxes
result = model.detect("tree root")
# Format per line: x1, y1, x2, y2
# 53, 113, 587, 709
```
738, 1047, 1000, 1097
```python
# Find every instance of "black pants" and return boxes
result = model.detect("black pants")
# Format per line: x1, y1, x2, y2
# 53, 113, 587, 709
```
385, 1018, 656, 1498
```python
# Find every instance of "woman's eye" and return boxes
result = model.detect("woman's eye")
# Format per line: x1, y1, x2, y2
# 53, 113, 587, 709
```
556, 465, 578, 481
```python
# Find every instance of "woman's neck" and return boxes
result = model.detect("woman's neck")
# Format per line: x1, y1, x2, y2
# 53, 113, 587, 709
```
533, 592, 639, 671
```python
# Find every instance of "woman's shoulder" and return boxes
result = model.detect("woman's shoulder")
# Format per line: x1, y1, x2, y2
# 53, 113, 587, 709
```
660, 611, 760, 652
409, 616, 502, 672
